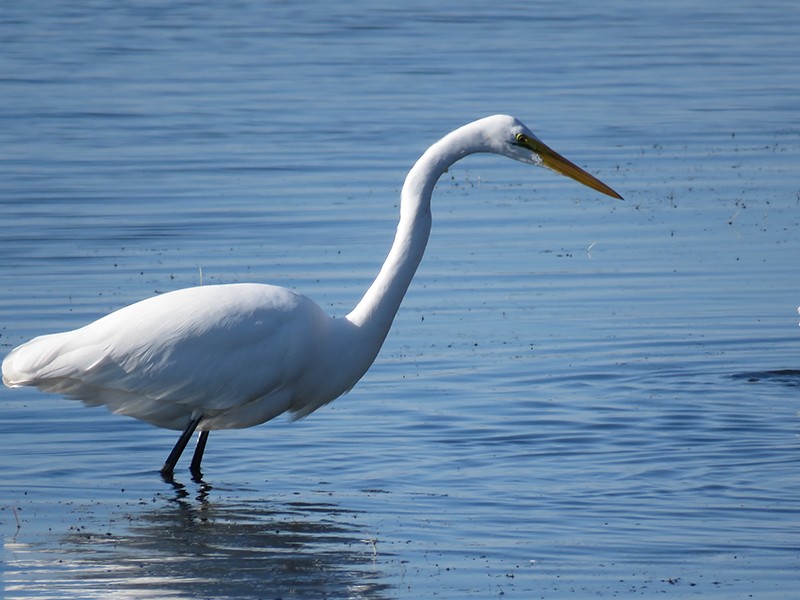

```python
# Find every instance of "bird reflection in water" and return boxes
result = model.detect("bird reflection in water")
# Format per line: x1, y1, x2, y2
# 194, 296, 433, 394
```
4, 487, 392, 599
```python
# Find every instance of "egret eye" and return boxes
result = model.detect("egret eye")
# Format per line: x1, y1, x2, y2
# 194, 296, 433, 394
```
515, 133, 525, 143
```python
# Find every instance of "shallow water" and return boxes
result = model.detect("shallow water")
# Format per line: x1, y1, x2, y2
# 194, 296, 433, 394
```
2, 1, 799, 598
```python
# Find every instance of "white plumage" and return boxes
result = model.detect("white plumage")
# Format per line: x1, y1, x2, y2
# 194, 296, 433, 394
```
4, 284, 358, 429
2, 115, 621, 478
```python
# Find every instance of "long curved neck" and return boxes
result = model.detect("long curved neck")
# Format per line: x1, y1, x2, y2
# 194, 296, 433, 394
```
347, 124, 483, 343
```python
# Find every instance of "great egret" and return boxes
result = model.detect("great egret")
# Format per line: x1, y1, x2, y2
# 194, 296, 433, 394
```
2, 115, 622, 479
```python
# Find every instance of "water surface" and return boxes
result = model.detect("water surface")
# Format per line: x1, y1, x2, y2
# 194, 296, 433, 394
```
2, 1, 799, 598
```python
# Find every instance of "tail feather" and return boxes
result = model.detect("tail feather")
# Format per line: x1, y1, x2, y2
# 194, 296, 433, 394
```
2, 332, 100, 387
2, 334, 191, 430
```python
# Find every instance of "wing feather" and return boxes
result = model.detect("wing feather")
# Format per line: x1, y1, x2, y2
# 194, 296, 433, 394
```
2, 283, 330, 430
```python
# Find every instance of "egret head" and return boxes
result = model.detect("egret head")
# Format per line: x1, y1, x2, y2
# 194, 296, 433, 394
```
478, 115, 623, 200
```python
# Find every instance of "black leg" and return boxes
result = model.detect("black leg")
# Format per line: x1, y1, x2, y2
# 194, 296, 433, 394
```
190, 430, 209, 480
161, 415, 203, 478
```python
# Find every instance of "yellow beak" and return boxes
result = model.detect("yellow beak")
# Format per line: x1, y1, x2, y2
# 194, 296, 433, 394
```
523, 136, 623, 200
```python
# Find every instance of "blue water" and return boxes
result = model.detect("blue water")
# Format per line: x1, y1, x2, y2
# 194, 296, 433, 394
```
2, 1, 799, 598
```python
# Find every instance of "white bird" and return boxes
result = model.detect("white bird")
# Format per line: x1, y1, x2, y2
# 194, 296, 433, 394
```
2, 115, 622, 479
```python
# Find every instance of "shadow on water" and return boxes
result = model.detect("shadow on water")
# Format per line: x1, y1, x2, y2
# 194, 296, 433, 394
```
732, 369, 800, 388
4, 478, 393, 600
